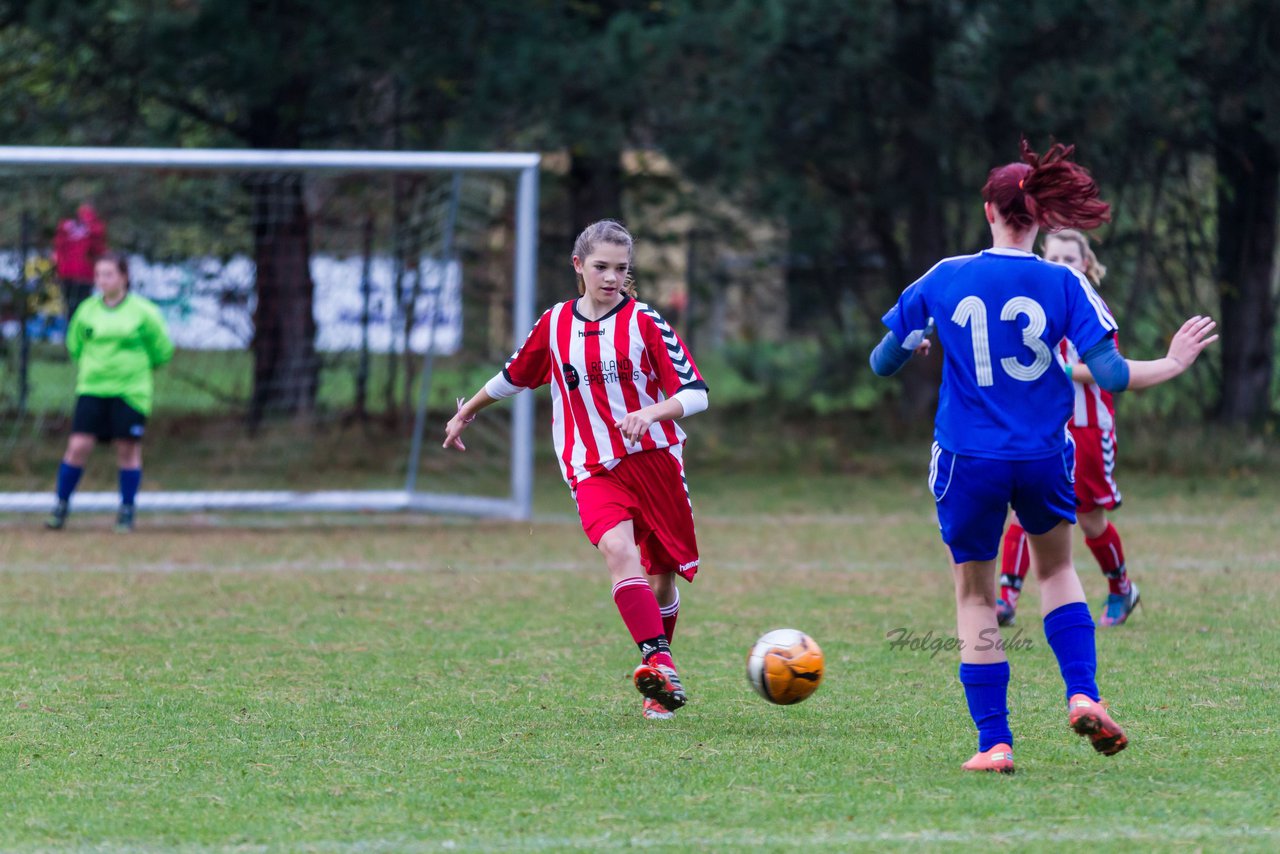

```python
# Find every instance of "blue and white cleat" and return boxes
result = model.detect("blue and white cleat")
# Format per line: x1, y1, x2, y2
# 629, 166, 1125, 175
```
1100, 583, 1140, 627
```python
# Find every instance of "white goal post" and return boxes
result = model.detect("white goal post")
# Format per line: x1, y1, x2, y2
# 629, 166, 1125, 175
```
0, 146, 539, 519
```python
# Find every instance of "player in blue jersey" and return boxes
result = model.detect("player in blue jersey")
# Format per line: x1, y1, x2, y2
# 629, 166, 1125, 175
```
870, 140, 1218, 773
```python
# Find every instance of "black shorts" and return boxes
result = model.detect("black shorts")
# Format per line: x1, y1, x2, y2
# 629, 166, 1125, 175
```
72, 395, 147, 442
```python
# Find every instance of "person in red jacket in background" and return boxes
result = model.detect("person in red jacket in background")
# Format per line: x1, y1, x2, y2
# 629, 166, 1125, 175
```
53, 203, 108, 319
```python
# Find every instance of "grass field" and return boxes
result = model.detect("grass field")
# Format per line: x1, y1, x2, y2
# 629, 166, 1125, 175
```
2, 470, 1278, 851
2, 344, 502, 417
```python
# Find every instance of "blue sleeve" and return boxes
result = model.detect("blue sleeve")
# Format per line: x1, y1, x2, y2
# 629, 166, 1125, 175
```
1081, 335, 1129, 392
870, 331, 914, 376
1063, 268, 1119, 356
882, 277, 933, 347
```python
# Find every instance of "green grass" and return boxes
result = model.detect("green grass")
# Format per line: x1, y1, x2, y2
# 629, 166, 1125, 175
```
1, 471, 1278, 851
2, 344, 502, 417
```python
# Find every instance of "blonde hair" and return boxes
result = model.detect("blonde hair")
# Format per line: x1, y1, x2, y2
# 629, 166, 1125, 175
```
573, 219, 637, 297
1044, 228, 1107, 287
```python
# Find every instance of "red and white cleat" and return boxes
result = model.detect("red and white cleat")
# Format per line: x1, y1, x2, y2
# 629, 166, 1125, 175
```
642, 697, 675, 720
633, 662, 687, 711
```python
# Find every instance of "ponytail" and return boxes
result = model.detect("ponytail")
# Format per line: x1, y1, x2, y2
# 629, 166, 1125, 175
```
983, 140, 1111, 233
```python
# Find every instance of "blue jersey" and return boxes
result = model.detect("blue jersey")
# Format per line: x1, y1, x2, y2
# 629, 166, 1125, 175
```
883, 248, 1117, 460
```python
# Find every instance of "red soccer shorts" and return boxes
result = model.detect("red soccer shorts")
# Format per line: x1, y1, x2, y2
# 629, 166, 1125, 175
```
1070, 424, 1123, 512
575, 446, 700, 581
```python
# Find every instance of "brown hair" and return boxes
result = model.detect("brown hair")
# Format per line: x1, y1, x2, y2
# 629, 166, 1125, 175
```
1044, 228, 1107, 287
95, 251, 130, 289
982, 140, 1112, 234
573, 219, 636, 297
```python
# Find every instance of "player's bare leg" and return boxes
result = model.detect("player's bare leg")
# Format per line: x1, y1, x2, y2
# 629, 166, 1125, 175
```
648, 571, 676, 610
1029, 522, 1086, 616
953, 557, 1005, 665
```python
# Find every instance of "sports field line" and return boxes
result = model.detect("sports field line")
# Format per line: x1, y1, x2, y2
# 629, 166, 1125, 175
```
32, 823, 1280, 852
0, 509, 1254, 530
4, 554, 1273, 575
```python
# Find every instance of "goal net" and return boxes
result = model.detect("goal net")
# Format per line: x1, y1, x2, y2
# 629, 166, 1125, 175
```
0, 147, 538, 518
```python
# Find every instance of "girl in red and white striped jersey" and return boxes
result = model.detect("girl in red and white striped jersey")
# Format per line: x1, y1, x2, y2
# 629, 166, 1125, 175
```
444, 220, 709, 720
999, 230, 1138, 628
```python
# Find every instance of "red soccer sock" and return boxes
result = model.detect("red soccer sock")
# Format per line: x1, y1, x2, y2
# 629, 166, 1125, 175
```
1000, 522, 1031, 606
1085, 522, 1130, 595
659, 586, 680, 643
612, 577, 672, 666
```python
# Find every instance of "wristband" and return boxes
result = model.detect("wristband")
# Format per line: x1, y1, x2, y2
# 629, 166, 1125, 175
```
456, 397, 475, 424
1065, 364, 1074, 381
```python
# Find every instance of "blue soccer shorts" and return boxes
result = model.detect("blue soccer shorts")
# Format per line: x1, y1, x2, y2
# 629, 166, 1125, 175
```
928, 438, 1077, 564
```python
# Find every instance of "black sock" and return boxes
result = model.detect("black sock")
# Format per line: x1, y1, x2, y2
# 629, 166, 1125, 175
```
639, 636, 671, 663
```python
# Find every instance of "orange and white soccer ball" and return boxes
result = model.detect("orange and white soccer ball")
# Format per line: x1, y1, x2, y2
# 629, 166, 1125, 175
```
746, 628, 825, 705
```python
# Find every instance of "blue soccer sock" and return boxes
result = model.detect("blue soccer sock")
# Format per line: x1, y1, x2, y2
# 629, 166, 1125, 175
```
56, 462, 84, 502
959, 661, 1012, 751
1044, 602, 1099, 703
119, 468, 142, 507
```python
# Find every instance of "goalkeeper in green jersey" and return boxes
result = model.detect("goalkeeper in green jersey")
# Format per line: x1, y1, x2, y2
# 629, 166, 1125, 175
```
46, 253, 174, 532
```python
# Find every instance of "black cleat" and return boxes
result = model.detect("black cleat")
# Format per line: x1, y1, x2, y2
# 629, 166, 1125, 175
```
45, 500, 69, 530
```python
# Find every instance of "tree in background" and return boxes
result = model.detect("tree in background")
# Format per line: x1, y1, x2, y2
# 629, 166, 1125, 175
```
5, 0, 486, 426
1019, 0, 1280, 425
461, 2, 673, 237
5, 0, 1276, 428
647, 0, 1279, 425
1197, 1, 1280, 424
641, 1, 996, 416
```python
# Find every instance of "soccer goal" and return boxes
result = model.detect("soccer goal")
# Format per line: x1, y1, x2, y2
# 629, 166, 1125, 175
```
0, 147, 539, 519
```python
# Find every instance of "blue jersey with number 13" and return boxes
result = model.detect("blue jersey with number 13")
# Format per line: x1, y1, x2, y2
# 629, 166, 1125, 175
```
883, 247, 1117, 460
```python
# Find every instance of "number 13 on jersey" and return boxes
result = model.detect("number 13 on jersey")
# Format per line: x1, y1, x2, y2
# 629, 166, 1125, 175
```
952, 295, 1054, 386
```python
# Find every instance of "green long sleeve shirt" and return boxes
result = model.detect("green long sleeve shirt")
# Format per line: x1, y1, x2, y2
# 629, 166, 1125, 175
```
67, 293, 174, 416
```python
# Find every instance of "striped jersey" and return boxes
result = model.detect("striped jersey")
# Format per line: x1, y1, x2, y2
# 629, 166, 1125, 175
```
503, 296, 706, 488
1056, 337, 1117, 431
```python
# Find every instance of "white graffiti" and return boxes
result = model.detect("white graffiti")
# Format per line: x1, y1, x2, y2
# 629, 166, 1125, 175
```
0, 252, 462, 355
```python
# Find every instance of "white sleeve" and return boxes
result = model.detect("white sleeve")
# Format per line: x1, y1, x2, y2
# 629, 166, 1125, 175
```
672, 388, 708, 417
484, 371, 524, 400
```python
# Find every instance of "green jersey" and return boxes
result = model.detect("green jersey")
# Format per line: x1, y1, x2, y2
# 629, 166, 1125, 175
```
67, 293, 174, 416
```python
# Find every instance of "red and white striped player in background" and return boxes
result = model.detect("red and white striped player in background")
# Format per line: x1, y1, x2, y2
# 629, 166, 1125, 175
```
444, 220, 709, 720
998, 229, 1139, 628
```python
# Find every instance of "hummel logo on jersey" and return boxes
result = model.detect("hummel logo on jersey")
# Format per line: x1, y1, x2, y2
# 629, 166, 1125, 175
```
562, 364, 580, 391
578, 328, 606, 337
